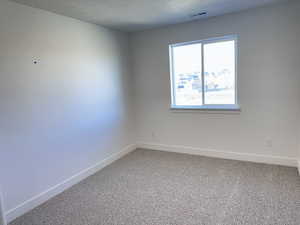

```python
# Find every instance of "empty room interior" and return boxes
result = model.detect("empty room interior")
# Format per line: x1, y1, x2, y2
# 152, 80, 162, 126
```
1, 0, 300, 224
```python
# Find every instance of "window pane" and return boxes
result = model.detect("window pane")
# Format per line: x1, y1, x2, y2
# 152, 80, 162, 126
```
172, 43, 202, 106
203, 40, 235, 105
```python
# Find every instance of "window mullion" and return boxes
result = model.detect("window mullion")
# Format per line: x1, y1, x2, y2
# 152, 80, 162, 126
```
201, 43, 205, 105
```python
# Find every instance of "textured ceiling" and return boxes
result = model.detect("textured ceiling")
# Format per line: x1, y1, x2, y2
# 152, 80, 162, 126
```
10, 0, 290, 32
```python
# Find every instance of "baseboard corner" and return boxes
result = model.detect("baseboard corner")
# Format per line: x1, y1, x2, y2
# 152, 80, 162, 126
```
5, 143, 137, 223
137, 142, 297, 167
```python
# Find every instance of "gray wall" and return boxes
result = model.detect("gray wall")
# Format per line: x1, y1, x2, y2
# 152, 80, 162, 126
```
131, 1, 300, 158
1, 0, 300, 221
0, 0, 135, 214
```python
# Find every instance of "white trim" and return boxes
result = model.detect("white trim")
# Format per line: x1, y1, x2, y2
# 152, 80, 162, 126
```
169, 45, 176, 106
5, 144, 137, 223
170, 104, 240, 111
137, 142, 297, 167
4, 143, 298, 223
170, 35, 237, 47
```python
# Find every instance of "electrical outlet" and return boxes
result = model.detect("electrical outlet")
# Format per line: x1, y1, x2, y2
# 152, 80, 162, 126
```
151, 131, 156, 141
264, 138, 273, 148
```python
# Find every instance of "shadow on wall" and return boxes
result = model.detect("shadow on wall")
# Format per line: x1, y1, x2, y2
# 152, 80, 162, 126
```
0, 0, 133, 214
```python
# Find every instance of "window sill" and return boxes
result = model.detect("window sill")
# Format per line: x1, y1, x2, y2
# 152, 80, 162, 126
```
170, 105, 241, 114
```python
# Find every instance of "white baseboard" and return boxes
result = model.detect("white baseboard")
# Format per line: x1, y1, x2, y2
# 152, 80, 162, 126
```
4, 142, 298, 223
5, 144, 137, 223
137, 142, 298, 167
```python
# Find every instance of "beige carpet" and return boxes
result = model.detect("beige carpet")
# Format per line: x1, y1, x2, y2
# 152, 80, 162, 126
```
10, 149, 300, 225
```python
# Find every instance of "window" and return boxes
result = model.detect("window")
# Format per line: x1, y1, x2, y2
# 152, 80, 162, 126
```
169, 35, 239, 110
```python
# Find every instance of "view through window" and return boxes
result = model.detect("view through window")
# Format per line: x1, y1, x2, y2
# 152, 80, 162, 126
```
170, 36, 237, 109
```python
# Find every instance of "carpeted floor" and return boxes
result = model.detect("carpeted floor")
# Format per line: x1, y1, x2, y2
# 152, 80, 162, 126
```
10, 149, 300, 225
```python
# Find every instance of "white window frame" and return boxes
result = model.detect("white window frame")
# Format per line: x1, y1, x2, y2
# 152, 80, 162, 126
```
169, 35, 239, 111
